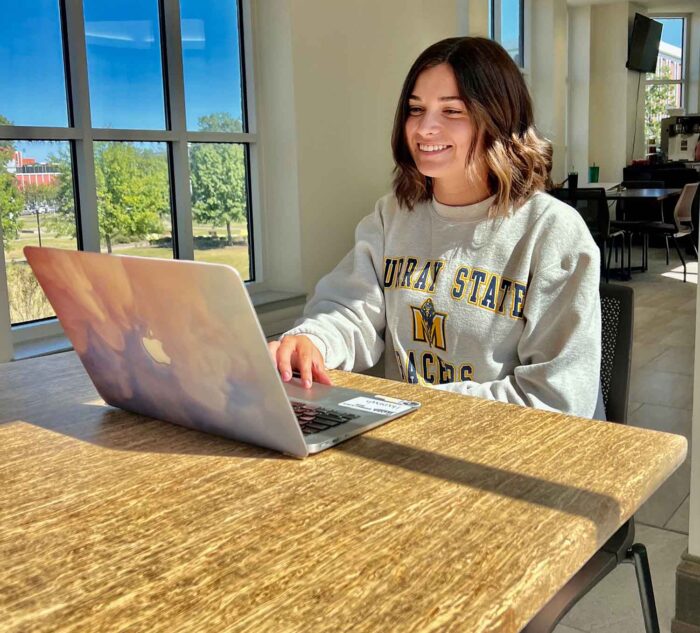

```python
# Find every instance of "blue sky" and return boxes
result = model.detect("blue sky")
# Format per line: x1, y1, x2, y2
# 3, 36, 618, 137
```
658, 17, 683, 48
0, 4, 686, 164
1, 0, 243, 161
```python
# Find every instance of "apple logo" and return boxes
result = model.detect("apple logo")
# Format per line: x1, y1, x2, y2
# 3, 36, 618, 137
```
141, 332, 172, 365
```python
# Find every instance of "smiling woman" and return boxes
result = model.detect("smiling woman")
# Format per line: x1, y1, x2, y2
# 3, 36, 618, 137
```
392, 37, 551, 216
270, 37, 604, 421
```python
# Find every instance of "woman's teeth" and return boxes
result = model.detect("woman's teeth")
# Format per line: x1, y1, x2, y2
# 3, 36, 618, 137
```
419, 144, 450, 152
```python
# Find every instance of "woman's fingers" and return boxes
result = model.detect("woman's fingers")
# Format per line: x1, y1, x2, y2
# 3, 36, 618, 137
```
294, 344, 314, 389
267, 340, 280, 362
312, 358, 333, 386
271, 335, 332, 388
275, 338, 295, 382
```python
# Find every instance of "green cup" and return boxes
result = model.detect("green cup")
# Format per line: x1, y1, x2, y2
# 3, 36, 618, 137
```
589, 165, 600, 183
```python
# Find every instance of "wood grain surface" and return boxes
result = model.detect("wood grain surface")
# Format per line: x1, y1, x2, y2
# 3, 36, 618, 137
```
0, 352, 687, 633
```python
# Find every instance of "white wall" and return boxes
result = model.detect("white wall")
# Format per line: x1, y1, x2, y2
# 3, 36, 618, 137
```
530, 0, 569, 182
253, 0, 460, 298
568, 5, 591, 178
588, 2, 634, 182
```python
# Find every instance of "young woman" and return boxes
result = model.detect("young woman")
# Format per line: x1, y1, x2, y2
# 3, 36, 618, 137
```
268, 37, 601, 418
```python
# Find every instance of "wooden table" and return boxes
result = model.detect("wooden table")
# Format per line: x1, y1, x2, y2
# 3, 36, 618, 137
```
0, 352, 687, 632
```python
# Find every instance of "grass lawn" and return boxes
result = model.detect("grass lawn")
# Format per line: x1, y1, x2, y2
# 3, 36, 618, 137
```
5, 218, 252, 323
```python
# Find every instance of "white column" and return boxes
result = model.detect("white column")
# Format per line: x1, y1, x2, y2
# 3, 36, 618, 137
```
690, 285, 700, 557
0, 222, 14, 363
568, 5, 591, 180
530, 0, 568, 183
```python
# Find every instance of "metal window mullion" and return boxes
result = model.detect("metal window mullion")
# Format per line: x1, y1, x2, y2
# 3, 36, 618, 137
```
241, 0, 262, 285
0, 126, 81, 141
186, 131, 257, 143
91, 129, 178, 142
493, 1, 502, 42
161, 0, 193, 260
63, 0, 99, 253
518, 0, 525, 69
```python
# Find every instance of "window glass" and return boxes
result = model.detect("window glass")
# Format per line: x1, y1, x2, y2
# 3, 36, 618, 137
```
84, 0, 166, 129
94, 142, 173, 258
645, 83, 683, 144
180, 0, 246, 132
0, 0, 69, 127
2, 141, 77, 324
644, 18, 685, 144
647, 18, 683, 81
189, 142, 251, 280
499, 0, 523, 67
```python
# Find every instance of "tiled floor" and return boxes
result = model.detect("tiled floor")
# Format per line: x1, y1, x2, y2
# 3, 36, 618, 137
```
554, 246, 696, 633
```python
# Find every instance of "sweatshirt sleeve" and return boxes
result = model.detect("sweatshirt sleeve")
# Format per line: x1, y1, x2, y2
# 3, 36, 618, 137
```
435, 225, 602, 419
282, 202, 387, 372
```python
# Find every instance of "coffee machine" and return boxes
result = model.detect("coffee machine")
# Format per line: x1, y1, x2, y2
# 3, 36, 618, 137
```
660, 115, 700, 162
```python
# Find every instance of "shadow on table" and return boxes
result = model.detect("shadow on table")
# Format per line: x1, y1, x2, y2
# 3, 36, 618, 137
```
336, 436, 622, 541
21, 401, 624, 538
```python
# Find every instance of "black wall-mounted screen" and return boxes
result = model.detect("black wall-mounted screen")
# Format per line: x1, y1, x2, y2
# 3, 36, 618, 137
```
627, 13, 663, 73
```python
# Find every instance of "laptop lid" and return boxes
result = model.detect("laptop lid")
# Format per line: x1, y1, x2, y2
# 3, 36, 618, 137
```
24, 246, 310, 457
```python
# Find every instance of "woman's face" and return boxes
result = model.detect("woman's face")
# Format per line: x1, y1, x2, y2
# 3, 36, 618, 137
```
404, 63, 478, 183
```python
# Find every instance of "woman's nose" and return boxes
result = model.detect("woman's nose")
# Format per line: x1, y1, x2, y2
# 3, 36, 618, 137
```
417, 110, 441, 136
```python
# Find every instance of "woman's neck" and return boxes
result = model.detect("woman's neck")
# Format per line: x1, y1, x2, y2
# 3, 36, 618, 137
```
432, 175, 491, 206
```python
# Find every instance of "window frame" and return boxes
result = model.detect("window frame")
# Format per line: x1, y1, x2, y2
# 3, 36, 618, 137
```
490, 0, 526, 71
0, 0, 263, 351
644, 14, 689, 143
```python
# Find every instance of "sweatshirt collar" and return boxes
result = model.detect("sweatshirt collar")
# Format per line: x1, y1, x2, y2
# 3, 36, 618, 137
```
431, 194, 497, 221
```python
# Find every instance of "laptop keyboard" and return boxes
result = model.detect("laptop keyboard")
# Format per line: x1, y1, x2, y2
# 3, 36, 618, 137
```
291, 401, 359, 435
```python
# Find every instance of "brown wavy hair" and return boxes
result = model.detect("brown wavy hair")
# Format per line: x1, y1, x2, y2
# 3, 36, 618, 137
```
391, 37, 552, 216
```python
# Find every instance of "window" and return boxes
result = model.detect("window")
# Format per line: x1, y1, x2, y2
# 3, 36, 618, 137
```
489, 0, 525, 69
0, 0, 257, 341
644, 17, 686, 146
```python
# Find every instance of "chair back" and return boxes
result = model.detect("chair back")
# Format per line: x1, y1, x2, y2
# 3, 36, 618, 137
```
599, 283, 634, 424
674, 182, 699, 230
549, 188, 611, 242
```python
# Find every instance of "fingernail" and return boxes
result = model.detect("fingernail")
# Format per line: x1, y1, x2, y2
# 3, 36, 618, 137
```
282, 371, 291, 381
303, 379, 312, 389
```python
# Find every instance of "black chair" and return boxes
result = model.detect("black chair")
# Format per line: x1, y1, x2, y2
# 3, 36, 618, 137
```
523, 284, 660, 633
640, 182, 700, 282
610, 180, 664, 272
549, 188, 627, 282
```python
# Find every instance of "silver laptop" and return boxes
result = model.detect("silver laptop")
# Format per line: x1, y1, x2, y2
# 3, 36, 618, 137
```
24, 246, 420, 457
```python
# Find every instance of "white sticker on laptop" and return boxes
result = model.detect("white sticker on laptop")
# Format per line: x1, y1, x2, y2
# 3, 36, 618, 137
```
338, 396, 415, 416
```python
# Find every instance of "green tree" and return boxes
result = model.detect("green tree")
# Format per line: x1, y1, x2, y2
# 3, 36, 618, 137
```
190, 113, 247, 245
0, 174, 23, 251
0, 114, 15, 163
50, 143, 170, 253
0, 114, 22, 251
645, 65, 677, 144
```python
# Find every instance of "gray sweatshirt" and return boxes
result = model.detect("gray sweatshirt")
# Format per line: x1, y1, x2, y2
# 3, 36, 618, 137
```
285, 191, 602, 418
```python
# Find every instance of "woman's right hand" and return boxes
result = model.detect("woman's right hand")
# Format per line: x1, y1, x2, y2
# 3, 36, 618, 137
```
267, 335, 332, 389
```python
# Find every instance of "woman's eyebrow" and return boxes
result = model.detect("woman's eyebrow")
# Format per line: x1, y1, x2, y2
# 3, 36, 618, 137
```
408, 95, 463, 102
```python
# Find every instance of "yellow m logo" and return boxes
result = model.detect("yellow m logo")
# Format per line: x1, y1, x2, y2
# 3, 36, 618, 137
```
411, 299, 447, 351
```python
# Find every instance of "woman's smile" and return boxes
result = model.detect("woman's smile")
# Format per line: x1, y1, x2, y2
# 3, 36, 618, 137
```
417, 143, 453, 155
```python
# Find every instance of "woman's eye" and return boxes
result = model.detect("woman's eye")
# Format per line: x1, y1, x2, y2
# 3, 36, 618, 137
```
408, 106, 423, 115
444, 109, 463, 115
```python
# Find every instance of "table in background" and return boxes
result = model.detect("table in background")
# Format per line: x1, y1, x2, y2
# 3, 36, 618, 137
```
562, 184, 682, 206
0, 352, 687, 632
